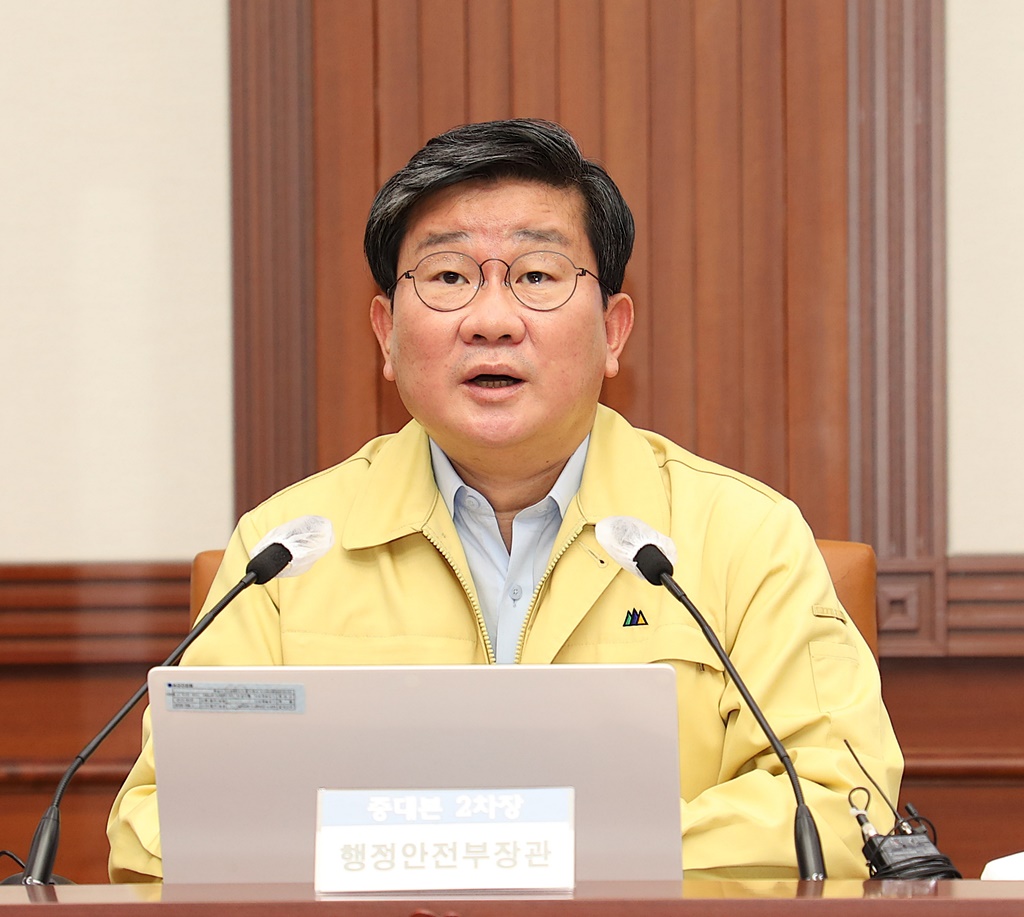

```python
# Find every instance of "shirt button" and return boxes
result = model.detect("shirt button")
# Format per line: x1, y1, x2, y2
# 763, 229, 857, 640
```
509, 584, 523, 601
464, 495, 479, 510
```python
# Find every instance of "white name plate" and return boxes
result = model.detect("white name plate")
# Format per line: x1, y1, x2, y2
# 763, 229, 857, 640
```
315, 787, 574, 894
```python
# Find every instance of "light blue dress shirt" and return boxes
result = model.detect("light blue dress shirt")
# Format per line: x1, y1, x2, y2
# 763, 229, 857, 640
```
429, 437, 590, 664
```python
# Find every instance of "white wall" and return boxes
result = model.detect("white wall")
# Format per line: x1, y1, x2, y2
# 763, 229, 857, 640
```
0, 1, 233, 562
947, 0, 1024, 554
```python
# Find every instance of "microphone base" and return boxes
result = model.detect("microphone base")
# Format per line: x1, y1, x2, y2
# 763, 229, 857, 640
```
0, 873, 75, 885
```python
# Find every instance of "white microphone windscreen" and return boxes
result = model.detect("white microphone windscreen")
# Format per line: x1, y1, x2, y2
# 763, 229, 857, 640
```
249, 515, 335, 578
595, 515, 678, 579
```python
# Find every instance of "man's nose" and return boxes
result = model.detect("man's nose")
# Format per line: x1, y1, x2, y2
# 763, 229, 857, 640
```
459, 261, 526, 341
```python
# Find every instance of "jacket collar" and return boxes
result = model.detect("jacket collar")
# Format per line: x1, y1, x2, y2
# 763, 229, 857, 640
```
341, 419, 441, 550
573, 405, 671, 534
341, 405, 669, 551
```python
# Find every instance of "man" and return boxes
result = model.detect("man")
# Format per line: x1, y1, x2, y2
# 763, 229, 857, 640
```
107, 119, 902, 881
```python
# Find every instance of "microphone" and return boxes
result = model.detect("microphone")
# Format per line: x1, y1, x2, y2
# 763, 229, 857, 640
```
2, 515, 334, 886
595, 515, 828, 881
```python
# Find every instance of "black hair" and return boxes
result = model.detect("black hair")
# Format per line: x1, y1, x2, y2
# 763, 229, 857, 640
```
363, 119, 635, 301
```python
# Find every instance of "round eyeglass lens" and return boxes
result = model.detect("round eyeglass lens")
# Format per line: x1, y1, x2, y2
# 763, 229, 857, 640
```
410, 252, 480, 311
507, 251, 578, 310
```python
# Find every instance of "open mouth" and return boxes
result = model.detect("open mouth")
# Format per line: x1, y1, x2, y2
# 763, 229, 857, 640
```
469, 374, 522, 389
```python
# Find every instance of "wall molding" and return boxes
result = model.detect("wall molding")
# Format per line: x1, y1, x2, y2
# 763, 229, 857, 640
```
0, 562, 189, 666
947, 556, 1024, 655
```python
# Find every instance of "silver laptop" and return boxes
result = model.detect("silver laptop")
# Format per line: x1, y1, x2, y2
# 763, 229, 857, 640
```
148, 664, 682, 886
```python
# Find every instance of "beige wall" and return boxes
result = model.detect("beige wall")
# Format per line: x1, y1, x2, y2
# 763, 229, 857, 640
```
0, 0, 233, 561
947, 0, 1024, 554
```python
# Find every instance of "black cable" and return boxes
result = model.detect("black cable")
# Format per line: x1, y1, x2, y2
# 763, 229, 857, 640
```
864, 831, 962, 880
846, 785, 962, 880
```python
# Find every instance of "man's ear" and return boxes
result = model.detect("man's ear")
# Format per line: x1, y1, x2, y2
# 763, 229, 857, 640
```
603, 292, 634, 379
370, 294, 396, 382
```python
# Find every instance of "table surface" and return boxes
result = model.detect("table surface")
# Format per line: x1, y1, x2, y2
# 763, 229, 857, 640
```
3, 879, 1024, 915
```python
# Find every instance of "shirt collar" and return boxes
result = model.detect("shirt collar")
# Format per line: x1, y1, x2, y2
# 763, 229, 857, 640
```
429, 436, 591, 519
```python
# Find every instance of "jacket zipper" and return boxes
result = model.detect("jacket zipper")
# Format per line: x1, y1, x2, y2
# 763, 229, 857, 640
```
422, 528, 496, 664
513, 522, 585, 664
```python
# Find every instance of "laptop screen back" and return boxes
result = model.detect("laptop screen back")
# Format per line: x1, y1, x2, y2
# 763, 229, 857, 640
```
148, 663, 682, 885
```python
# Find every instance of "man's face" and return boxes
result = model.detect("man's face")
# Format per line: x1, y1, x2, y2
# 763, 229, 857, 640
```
370, 179, 633, 475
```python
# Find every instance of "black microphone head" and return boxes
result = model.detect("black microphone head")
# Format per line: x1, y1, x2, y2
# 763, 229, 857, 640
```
634, 543, 674, 585
245, 542, 293, 585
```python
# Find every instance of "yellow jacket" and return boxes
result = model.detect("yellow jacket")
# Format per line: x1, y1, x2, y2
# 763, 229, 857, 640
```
107, 405, 902, 882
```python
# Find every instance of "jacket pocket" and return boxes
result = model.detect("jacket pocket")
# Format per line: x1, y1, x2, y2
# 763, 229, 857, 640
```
808, 640, 860, 713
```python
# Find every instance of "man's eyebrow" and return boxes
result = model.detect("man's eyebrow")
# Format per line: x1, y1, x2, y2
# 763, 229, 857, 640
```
415, 231, 469, 252
513, 228, 572, 246
413, 227, 573, 254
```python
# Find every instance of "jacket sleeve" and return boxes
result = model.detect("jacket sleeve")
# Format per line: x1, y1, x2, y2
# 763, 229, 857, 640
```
106, 512, 286, 882
677, 499, 903, 878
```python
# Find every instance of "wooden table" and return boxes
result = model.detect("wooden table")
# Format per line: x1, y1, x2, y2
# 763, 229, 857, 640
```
2, 879, 1024, 915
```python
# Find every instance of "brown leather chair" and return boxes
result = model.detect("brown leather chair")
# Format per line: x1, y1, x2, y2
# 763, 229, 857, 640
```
190, 539, 878, 659
189, 549, 225, 624
815, 539, 878, 659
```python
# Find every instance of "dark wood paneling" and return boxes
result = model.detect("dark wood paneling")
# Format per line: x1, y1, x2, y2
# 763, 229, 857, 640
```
310, 0, 380, 467
251, 0, 852, 541
600, 0, 652, 428
420, 0, 468, 138
557, 0, 602, 150
882, 657, 1024, 878
785, 0, 851, 541
739, 0, 787, 494
511, 0, 558, 121
0, 564, 188, 665
230, 0, 317, 516
468, 0, 512, 121
230, 2, 994, 660
947, 556, 1024, 655
2, 782, 124, 886
648, 0, 696, 451
693, 0, 744, 473
1, 563, 190, 885
850, 0, 948, 655
234, 0, 1024, 662
371, 1, 422, 437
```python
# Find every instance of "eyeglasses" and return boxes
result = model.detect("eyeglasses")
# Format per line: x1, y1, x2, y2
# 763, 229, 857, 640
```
391, 250, 604, 312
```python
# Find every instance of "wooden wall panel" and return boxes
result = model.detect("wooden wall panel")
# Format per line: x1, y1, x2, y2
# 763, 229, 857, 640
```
947, 557, 1024, 655
693, 0, 744, 474
230, 0, 317, 516
511, 0, 559, 121
289, 0, 851, 545
882, 658, 1024, 878
310, 0, 380, 466
371, 1, 424, 437
785, 0, 852, 540
468, 1, 512, 120
557, 0, 603, 151
231, 2, 1001, 661
601, 0, 652, 427
420, 0, 468, 138
740, 1, 787, 493
0, 565, 190, 885
850, 0, 948, 654
648, 0, 696, 450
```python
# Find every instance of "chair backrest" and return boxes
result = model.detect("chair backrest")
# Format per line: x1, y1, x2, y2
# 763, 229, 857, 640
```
189, 539, 878, 659
189, 549, 224, 624
815, 539, 878, 659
